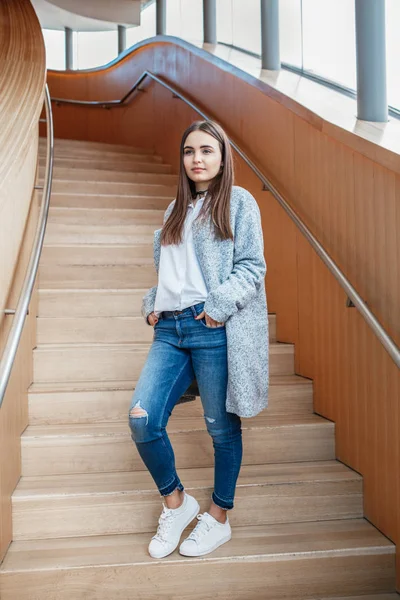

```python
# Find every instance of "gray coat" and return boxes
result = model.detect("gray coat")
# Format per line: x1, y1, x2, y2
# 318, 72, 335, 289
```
142, 185, 269, 418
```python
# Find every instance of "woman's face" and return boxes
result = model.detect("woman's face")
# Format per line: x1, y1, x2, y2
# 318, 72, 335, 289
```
183, 130, 223, 190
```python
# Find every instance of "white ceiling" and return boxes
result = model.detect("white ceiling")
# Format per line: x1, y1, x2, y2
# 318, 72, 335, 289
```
32, 0, 152, 31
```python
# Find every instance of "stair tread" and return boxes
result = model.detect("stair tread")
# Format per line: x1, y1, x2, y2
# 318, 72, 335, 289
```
29, 373, 302, 394
22, 413, 333, 440
1, 519, 393, 573
39, 137, 158, 155
13, 461, 361, 499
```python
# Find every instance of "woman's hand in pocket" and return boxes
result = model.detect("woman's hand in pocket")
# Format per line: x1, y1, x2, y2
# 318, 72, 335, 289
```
147, 312, 159, 327
195, 311, 224, 328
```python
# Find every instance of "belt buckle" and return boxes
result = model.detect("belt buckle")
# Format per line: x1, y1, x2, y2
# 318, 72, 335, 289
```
174, 309, 183, 315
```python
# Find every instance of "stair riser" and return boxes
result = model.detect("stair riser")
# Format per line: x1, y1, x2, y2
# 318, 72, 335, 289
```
43, 228, 155, 245
36, 316, 277, 344
38, 290, 146, 317
40, 139, 159, 156
37, 290, 276, 327
39, 159, 172, 174
40, 246, 154, 266
51, 180, 176, 197
21, 423, 335, 476
1, 553, 394, 600
40, 148, 163, 162
40, 167, 176, 186
33, 346, 293, 383
38, 265, 157, 289
49, 193, 171, 210
12, 480, 362, 540
47, 207, 164, 226
28, 379, 310, 425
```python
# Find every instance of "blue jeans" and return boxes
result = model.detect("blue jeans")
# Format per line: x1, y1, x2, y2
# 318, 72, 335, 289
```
128, 301, 242, 510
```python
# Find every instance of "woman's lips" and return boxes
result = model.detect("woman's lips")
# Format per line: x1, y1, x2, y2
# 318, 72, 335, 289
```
192, 168, 205, 173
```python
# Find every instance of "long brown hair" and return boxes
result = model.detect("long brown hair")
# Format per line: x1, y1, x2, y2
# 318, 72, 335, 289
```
160, 120, 234, 245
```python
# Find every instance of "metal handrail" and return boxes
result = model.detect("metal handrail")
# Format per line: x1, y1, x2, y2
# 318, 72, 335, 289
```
0, 85, 54, 408
52, 71, 400, 369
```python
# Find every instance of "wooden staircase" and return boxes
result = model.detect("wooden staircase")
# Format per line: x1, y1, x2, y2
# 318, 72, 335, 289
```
0, 138, 397, 599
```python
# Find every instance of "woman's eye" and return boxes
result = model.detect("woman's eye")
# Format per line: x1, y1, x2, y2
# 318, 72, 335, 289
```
184, 150, 193, 155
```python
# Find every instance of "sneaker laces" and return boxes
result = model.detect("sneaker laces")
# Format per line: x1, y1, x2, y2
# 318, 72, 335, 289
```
152, 505, 175, 544
187, 513, 216, 543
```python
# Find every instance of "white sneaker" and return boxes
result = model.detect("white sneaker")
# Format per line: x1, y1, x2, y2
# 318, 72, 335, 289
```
179, 512, 232, 557
148, 492, 200, 559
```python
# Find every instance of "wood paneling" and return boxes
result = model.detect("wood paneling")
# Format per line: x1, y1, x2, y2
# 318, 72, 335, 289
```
45, 39, 400, 589
0, 0, 45, 562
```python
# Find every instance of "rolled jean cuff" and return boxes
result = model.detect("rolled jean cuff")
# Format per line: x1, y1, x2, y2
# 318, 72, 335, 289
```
159, 476, 184, 497
212, 491, 234, 511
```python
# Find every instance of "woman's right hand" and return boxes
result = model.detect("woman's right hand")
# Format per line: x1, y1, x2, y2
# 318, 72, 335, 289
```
147, 312, 159, 327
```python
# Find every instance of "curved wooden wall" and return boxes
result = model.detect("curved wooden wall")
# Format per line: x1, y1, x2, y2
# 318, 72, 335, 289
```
46, 38, 400, 588
0, 0, 45, 562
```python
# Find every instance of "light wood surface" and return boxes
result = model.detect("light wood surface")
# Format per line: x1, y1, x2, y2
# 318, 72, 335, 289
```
48, 192, 172, 209
35, 314, 277, 344
0, 0, 45, 564
0, 520, 395, 600
42, 39, 400, 588
27, 373, 307, 425
20, 414, 335, 477
32, 342, 293, 383
0, 135, 397, 596
40, 156, 172, 173
12, 461, 362, 540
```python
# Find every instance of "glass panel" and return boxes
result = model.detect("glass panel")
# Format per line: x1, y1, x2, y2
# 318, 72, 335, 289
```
302, 0, 356, 89
232, 0, 261, 55
280, 0, 302, 68
217, 0, 233, 45
42, 29, 65, 70
167, 0, 203, 41
181, 0, 203, 41
75, 30, 118, 70
386, 0, 400, 110
126, 3, 156, 47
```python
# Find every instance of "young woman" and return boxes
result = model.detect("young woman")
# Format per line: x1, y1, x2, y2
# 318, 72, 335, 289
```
129, 120, 269, 559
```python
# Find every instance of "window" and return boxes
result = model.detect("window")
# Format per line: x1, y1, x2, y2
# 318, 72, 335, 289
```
232, 0, 261, 55
280, 0, 302, 68
217, 0, 233, 46
386, 0, 400, 111
42, 29, 65, 70
126, 2, 156, 47
301, 0, 356, 90
75, 30, 118, 70
167, 0, 203, 41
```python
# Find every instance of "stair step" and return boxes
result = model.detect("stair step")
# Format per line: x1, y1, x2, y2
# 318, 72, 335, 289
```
28, 374, 309, 425
44, 147, 165, 162
32, 342, 293, 383
40, 137, 160, 157
0, 520, 395, 600
44, 207, 163, 244
49, 193, 172, 210
41, 245, 154, 266
38, 288, 148, 317
36, 314, 277, 345
40, 157, 173, 173
47, 207, 164, 225
51, 179, 176, 197
38, 264, 157, 289
12, 461, 362, 540
41, 166, 177, 186
20, 414, 335, 476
